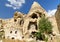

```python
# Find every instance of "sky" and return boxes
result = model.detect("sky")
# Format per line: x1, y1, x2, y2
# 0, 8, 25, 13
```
0, 0, 59, 19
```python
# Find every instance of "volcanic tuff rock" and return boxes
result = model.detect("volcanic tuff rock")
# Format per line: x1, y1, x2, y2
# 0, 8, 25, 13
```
0, 1, 60, 42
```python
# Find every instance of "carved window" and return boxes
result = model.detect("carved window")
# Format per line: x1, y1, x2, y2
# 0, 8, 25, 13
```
31, 13, 38, 19
15, 31, 17, 34
31, 31, 36, 35
20, 19, 24, 26
28, 22, 37, 30
10, 31, 12, 33
12, 37, 14, 39
14, 19, 17, 22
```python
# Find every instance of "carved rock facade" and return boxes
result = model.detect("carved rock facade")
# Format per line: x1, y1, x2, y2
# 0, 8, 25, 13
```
0, 1, 60, 42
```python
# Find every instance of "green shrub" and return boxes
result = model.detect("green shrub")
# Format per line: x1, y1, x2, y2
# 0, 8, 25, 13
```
34, 14, 52, 41
45, 37, 48, 42
38, 15, 52, 34
35, 32, 45, 40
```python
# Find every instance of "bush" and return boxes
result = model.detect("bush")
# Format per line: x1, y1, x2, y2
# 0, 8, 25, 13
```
34, 14, 52, 41
35, 32, 45, 40
45, 37, 48, 42
38, 15, 52, 34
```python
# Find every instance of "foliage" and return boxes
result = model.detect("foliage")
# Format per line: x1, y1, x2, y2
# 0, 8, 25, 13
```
45, 37, 48, 42
35, 32, 45, 40
34, 14, 52, 41
38, 15, 52, 34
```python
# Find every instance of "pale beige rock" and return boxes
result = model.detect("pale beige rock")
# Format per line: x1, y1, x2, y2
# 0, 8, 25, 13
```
0, 1, 60, 42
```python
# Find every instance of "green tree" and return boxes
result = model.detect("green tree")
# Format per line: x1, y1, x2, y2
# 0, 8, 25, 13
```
38, 15, 52, 34
34, 15, 52, 40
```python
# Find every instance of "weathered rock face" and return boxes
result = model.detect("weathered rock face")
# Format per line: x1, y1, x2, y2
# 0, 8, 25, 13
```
0, 1, 60, 42
2, 1, 48, 42
55, 4, 60, 33
48, 16, 59, 34
4, 22, 23, 40
13, 1, 48, 36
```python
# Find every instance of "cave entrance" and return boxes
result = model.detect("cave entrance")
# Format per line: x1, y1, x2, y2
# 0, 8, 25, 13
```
31, 13, 38, 19
28, 22, 37, 30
